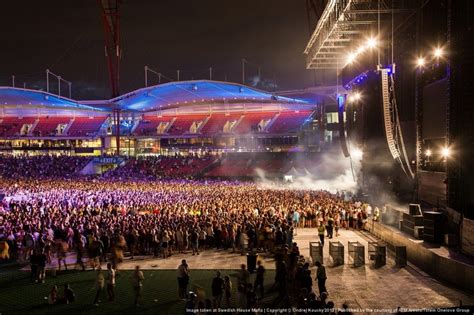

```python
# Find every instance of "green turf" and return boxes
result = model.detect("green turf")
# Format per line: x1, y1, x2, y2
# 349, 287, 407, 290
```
0, 269, 277, 315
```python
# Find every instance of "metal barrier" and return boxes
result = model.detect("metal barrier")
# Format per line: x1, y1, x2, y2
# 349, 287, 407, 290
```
329, 241, 344, 266
368, 241, 386, 267
348, 241, 365, 267
309, 241, 323, 265
395, 246, 407, 267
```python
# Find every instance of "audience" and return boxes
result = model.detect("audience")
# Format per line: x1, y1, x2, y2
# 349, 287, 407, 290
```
0, 155, 371, 313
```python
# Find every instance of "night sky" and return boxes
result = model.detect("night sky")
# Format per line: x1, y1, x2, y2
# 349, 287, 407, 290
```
1, 0, 319, 100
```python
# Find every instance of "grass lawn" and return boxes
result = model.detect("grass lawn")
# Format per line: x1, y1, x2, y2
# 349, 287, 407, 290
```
0, 268, 277, 315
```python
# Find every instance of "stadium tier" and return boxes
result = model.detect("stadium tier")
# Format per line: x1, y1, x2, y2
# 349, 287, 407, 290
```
0, 81, 317, 155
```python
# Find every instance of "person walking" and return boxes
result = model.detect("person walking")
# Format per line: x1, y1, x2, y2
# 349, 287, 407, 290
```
315, 261, 327, 295
254, 260, 265, 299
318, 223, 326, 246
106, 263, 116, 302
237, 264, 249, 287
177, 259, 190, 300
130, 265, 145, 307
211, 271, 224, 308
224, 275, 232, 307
93, 267, 105, 306
327, 216, 334, 239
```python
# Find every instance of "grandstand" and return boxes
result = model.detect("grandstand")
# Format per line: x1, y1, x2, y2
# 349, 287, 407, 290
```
0, 81, 318, 157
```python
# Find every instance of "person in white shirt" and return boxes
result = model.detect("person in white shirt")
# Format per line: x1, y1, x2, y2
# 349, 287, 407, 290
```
106, 263, 115, 302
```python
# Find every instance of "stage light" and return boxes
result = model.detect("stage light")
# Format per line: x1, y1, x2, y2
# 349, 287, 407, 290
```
354, 92, 361, 101
346, 52, 357, 64
347, 95, 354, 103
366, 37, 377, 49
352, 148, 363, 159
416, 57, 425, 67
356, 46, 365, 54
441, 147, 450, 158
425, 149, 432, 157
434, 47, 443, 58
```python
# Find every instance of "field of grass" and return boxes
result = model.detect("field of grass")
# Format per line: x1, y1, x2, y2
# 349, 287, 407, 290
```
0, 268, 278, 315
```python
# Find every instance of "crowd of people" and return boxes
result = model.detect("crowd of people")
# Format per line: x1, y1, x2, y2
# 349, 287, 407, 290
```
0, 155, 90, 179
0, 155, 371, 313
104, 154, 216, 179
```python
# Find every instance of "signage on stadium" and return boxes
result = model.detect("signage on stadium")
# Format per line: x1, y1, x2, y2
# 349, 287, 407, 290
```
92, 157, 124, 164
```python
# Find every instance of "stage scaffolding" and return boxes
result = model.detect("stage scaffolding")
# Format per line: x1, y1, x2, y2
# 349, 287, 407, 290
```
304, 0, 411, 70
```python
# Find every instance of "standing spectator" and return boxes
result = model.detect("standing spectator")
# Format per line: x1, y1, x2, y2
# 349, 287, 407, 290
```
106, 263, 116, 302
211, 271, 224, 308
327, 216, 334, 239
37, 249, 47, 283
293, 210, 300, 232
130, 265, 145, 307
29, 249, 38, 282
190, 229, 199, 255
177, 259, 190, 300
318, 223, 325, 246
254, 260, 265, 299
237, 264, 249, 287
224, 275, 232, 307
93, 267, 105, 306
0, 238, 9, 260
315, 261, 327, 295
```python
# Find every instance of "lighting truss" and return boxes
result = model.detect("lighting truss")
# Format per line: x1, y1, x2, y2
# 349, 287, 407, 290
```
305, 0, 396, 70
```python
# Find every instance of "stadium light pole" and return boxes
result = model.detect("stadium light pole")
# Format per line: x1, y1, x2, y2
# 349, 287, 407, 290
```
46, 69, 50, 93
241, 58, 246, 84
144, 65, 148, 87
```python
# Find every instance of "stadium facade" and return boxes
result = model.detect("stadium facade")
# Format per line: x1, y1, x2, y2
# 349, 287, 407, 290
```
0, 80, 334, 157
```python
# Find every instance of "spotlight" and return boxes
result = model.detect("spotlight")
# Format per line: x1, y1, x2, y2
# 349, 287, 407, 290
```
352, 148, 363, 159
356, 46, 365, 54
366, 37, 377, 49
416, 57, 425, 67
347, 95, 355, 103
441, 147, 450, 158
434, 47, 443, 58
354, 92, 361, 101
425, 149, 432, 157
346, 52, 357, 64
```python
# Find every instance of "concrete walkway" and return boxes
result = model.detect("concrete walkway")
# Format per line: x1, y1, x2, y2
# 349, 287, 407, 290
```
26, 228, 474, 311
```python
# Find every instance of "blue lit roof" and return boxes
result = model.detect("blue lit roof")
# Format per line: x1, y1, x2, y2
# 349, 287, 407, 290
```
108, 80, 310, 112
0, 87, 103, 111
0, 81, 311, 114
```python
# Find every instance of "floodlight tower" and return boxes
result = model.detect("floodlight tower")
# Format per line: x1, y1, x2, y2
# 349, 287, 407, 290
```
98, 0, 122, 156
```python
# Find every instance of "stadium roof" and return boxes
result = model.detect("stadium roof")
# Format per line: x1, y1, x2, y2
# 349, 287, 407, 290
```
0, 87, 103, 111
0, 81, 311, 114
81, 80, 311, 112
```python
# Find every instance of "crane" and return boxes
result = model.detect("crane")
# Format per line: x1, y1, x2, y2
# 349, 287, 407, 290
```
97, 0, 122, 156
